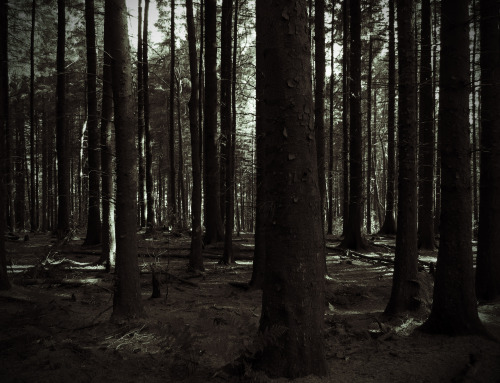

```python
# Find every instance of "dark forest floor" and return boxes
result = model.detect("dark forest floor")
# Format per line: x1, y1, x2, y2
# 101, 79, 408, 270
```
1, 230, 500, 382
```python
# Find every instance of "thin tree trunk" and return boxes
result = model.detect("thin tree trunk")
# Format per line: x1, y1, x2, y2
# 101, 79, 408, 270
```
84, 0, 102, 245
108, 0, 143, 320
186, 0, 203, 272
341, 0, 349, 235
328, 9, 335, 235
232, 0, 239, 237
176, 76, 187, 226
471, 0, 479, 225
56, 0, 70, 239
144, 0, 154, 228
29, 0, 36, 233
168, 0, 177, 227
366, 36, 373, 235
137, 0, 146, 228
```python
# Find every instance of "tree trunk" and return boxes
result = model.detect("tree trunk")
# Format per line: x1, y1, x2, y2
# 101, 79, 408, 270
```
221, 0, 233, 264
144, 0, 155, 229
84, 0, 102, 245
385, 0, 419, 315
108, 0, 144, 320
0, 0, 10, 290
341, 0, 349, 235
176, 76, 187, 226
366, 36, 373, 235
471, 0, 479, 225
340, 0, 366, 250
327, 10, 334, 235
186, 0, 203, 272
476, 0, 500, 301
100, 1, 116, 271
421, 0, 485, 335
168, 0, 177, 227
232, 0, 239, 238
203, 0, 224, 245
137, 0, 146, 228
29, 0, 36, 233
253, 0, 327, 377
315, 0, 326, 229
379, 0, 397, 235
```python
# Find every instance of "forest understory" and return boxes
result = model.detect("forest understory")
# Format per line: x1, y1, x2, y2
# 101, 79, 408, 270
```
1, 231, 500, 383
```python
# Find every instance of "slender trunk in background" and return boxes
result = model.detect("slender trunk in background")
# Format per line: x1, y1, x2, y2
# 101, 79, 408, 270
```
29, 0, 36, 232
176, 76, 187, 225
254, 0, 327, 377
472, 0, 478, 225
56, 0, 70, 239
198, 0, 204, 165
41, 112, 48, 231
422, 0, 485, 335
327, 13, 334, 235
144, 0, 155, 228
0, 0, 10, 290
433, 0, 440, 235
232, 0, 239, 237
221, 0, 233, 264
315, 0, 326, 228
386, 0, 419, 315
108, 0, 143, 320
137, 0, 145, 228
476, 0, 500, 301
84, 0, 102, 245
100, 1, 115, 271
186, 0, 203, 271
15, 113, 26, 231
341, 0, 366, 250
341, 0, 349, 235
417, 0, 434, 250
168, 0, 177, 227
366, 36, 373, 235
203, 0, 224, 244
379, 0, 397, 235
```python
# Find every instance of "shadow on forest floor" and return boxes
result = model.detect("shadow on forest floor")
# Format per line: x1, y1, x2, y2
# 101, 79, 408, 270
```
1, 231, 499, 382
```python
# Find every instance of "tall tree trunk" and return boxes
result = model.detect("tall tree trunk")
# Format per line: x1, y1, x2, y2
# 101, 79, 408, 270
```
186, 0, 203, 272
379, 0, 397, 235
108, 0, 144, 320
476, 0, 500, 301
472, 0, 479, 226
253, 0, 327, 377
15, 113, 26, 231
100, 1, 116, 271
84, 0, 102, 245
29, 0, 36, 233
417, 0, 434, 250
421, 0, 485, 335
176, 76, 187, 226
341, 0, 349, 235
385, 0, 419, 315
137, 0, 146, 228
144, 0, 154, 228
168, 0, 177, 227
327, 13, 334, 235
366, 36, 373, 235
221, 0, 233, 264
232, 0, 239, 237
0, 0, 10, 290
432, 0, 440, 235
56, 0, 70, 239
198, 0, 204, 166
41, 111, 48, 231
203, 0, 224, 244
341, 0, 366, 250
315, 0, 326, 228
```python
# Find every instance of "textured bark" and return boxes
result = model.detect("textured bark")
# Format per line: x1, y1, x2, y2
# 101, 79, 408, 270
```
137, 0, 145, 228
100, 2, 116, 271
340, 0, 366, 250
341, 0, 349, 235
203, 0, 224, 244
472, 0, 478, 225
421, 0, 485, 335
108, 0, 143, 320
379, 0, 397, 235
168, 0, 177, 227
84, 0, 102, 245
476, 0, 500, 301
327, 12, 334, 235
253, 0, 327, 377
221, 0, 234, 265
56, 0, 70, 239
29, 0, 36, 232
144, 0, 154, 228
315, 0, 326, 226
385, 0, 419, 315
186, 0, 203, 272
0, 0, 10, 290
366, 36, 373, 235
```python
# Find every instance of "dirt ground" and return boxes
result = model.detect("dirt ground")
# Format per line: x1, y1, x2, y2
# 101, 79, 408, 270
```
1, 230, 500, 382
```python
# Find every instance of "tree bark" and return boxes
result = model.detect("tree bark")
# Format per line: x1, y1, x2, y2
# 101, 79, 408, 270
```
341, 0, 349, 235
476, 0, 500, 301
84, 0, 102, 245
56, 0, 70, 240
108, 0, 144, 320
327, 12, 334, 235
385, 0, 419, 315
379, 0, 397, 235
137, 0, 146, 228
29, 0, 36, 233
366, 36, 373, 235
253, 0, 327, 377
421, 0, 485, 335
168, 0, 177, 227
203, 0, 224, 245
